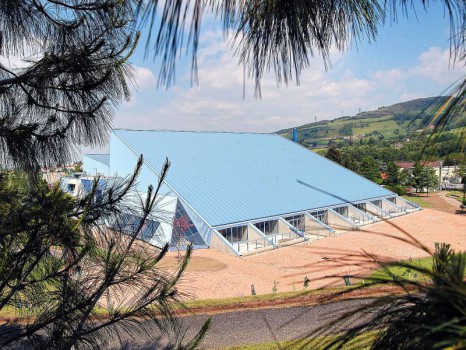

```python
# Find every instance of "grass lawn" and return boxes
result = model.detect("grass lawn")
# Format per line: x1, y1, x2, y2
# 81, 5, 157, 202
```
446, 190, 465, 203
367, 256, 433, 283
402, 195, 432, 208
367, 255, 466, 283
183, 286, 352, 310
216, 331, 376, 350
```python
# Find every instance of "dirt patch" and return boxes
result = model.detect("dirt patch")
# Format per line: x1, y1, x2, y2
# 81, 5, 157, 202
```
408, 191, 465, 215
160, 256, 228, 273
173, 209, 466, 300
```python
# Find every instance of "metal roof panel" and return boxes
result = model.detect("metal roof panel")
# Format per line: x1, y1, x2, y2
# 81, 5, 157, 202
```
113, 130, 393, 227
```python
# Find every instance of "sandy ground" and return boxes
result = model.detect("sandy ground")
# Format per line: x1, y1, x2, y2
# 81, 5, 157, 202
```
160, 207, 466, 300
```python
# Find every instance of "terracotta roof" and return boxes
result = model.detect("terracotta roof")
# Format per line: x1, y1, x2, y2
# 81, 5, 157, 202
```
395, 161, 442, 169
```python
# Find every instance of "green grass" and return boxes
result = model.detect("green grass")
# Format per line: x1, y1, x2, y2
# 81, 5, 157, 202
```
368, 255, 466, 283
402, 195, 432, 208
216, 331, 376, 350
446, 190, 464, 200
183, 286, 352, 310
368, 256, 433, 283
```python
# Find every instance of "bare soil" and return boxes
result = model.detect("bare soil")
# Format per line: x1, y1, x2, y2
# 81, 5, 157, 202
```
409, 191, 465, 214
167, 208, 466, 301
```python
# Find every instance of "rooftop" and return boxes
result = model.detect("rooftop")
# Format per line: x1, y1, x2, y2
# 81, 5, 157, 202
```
113, 130, 393, 227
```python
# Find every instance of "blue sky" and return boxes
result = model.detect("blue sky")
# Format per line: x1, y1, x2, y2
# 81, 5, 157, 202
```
112, 3, 466, 135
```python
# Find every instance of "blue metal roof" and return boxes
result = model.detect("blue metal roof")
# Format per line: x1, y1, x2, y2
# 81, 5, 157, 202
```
113, 130, 393, 227
84, 154, 110, 166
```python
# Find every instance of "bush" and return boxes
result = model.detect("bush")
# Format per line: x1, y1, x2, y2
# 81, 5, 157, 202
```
385, 185, 407, 196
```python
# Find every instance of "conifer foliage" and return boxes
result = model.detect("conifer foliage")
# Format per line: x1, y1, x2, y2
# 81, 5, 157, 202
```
0, 2, 209, 349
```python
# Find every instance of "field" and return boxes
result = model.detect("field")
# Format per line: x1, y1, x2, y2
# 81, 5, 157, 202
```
276, 96, 466, 147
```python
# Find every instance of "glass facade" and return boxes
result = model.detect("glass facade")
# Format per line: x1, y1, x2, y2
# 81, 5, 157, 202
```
219, 226, 248, 243
353, 202, 367, 212
170, 200, 207, 247
309, 210, 328, 224
334, 206, 348, 217
254, 220, 278, 235
284, 214, 304, 230
112, 213, 160, 242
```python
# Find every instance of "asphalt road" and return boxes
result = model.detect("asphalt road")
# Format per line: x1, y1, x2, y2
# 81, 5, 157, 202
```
115, 298, 374, 349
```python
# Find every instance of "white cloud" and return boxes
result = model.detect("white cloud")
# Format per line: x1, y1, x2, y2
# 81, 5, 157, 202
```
410, 47, 465, 84
131, 65, 156, 90
115, 36, 466, 133
372, 47, 466, 86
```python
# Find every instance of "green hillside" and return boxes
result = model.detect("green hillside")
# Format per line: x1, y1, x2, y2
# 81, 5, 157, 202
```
277, 96, 464, 147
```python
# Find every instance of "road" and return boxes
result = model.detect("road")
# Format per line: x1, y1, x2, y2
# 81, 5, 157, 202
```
114, 298, 374, 349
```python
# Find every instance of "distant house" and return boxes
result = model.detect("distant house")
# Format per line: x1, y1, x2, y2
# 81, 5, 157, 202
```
395, 161, 442, 171
395, 161, 462, 190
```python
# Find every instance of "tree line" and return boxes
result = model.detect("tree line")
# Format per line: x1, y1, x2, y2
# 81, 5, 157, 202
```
325, 144, 440, 196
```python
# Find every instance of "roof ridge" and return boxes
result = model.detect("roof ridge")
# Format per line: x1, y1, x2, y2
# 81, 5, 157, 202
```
112, 128, 276, 136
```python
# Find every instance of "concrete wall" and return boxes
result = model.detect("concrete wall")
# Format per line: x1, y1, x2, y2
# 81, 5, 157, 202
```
394, 196, 420, 211
381, 198, 404, 215
277, 218, 291, 233
364, 201, 390, 219
247, 224, 271, 243
327, 209, 358, 230
210, 230, 240, 256
347, 205, 373, 225
304, 213, 334, 236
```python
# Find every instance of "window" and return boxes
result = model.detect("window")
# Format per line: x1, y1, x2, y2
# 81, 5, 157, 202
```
140, 220, 160, 241
371, 200, 382, 208
334, 206, 348, 217
353, 203, 366, 212
284, 215, 304, 230
170, 201, 206, 247
219, 226, 247, 243
310, 210, 328, 224
254, 220, 278, 235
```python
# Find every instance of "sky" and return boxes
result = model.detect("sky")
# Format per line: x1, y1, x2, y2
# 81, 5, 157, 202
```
1, 2, 464, 155
115, 2, 466, 138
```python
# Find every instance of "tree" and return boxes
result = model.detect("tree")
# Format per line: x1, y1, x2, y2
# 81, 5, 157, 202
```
423, 165, 440, 197
74, 162, 83, 173
454, 163, 466, 205
358, 156, 381, 183
411, 163, 440, 196
325, 144, 342, 164
0, 2, 209, 348
385, 161, 400, 187
411, 162, 426, 193
399, 168, 411, 187
0, 162, 209, 349
341, 152, 359, 172
0, 1, 139, 172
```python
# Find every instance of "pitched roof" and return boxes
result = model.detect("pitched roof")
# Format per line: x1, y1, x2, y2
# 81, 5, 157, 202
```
84, 154, 110, 166
113, 130, 393, 227
396, 161, 442, 169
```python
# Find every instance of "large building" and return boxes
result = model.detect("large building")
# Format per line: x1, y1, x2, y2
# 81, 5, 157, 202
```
82, 130, 420, 256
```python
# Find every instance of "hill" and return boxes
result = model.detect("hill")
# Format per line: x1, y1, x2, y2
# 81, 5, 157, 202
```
277, 96, 460, 147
